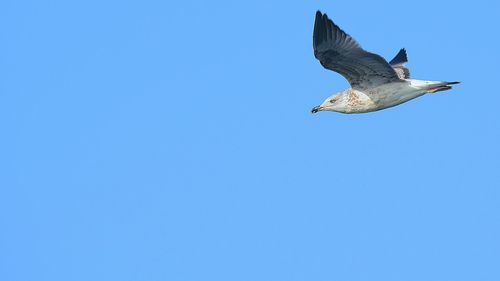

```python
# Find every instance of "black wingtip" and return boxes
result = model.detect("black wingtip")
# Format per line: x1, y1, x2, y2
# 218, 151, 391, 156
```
315, 10, 330, 26
313, 11, 326, 50
315, 11, 325, 24
313, 10, 337, 49
315, 10, 323, 23
447, 81, 461, 85
389, 48, 408, 65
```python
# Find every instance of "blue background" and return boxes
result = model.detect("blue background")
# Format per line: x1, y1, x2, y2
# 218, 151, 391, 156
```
1, 1, 499, 280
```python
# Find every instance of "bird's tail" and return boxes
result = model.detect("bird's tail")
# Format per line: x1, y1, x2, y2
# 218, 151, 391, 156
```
410, 80, 460, 93
426, 81, 460, 93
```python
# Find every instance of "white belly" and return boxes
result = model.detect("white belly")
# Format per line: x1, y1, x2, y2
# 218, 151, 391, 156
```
366, 81, 426, 111
336, 80, 438, 113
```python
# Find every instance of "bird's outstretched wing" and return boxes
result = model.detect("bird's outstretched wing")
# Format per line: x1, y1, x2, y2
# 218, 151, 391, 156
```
313, 11, 402, 91
389, 48, 410, 79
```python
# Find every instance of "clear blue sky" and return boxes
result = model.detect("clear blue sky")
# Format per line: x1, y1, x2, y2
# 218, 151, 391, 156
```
1, 1, 499, 280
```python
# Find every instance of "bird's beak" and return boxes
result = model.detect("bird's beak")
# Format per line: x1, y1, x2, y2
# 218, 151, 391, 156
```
311, 106, 322, 114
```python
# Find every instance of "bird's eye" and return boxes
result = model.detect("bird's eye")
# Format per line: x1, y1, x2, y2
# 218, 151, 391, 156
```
329, 99, 336, 103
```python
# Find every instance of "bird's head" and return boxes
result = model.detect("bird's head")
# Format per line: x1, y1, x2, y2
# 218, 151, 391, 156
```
311, 92, 345, 113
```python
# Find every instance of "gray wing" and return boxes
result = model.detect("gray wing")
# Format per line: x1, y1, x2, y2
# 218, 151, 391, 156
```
389, 48, 410, 79
313, 11, 402, 91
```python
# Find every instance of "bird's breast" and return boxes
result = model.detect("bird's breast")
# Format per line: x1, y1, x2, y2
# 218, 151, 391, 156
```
341, 89, 377, 113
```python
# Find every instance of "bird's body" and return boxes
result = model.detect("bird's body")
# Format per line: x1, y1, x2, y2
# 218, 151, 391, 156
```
311, 11, 459, 114
319, 79, 459, 114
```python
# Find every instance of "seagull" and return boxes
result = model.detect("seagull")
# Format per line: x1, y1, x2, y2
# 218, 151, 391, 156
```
311, 11, 459, 114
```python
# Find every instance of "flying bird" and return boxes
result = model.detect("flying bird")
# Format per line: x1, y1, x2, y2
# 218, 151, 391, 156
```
311, 11, 459, 114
